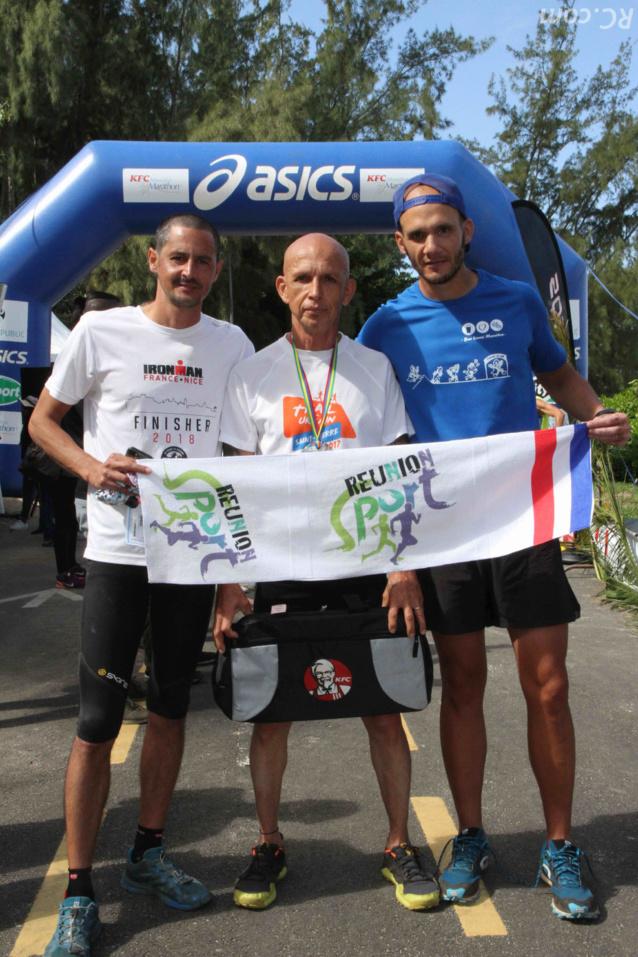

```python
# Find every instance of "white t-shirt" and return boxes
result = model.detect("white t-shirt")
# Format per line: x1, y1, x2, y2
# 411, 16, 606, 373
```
47, 305, 254, 565
220, 334, 409, 455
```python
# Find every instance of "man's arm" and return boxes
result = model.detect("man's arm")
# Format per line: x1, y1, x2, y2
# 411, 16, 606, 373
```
30, 387, 152, 491
213, 443, 255, 652
385, 434, 426, 636
536, 363, 630, 446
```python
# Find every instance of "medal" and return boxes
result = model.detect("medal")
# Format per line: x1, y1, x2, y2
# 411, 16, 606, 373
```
290, 334, 338, 452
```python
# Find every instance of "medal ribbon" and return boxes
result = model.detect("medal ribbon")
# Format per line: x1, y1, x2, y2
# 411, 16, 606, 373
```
290, 335, 338, 449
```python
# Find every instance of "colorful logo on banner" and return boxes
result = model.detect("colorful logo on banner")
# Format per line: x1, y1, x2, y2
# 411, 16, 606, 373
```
329, 447, 454, 566
149, 467, 257, 580
304, 658, 352, 700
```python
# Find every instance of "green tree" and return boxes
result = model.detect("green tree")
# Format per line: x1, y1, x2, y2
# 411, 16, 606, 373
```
472, 6, 638, 391
187, 0, 491, 341
2, 0, 491, 338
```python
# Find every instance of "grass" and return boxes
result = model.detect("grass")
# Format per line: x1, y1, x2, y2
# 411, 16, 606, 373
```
612, 480, 638, 519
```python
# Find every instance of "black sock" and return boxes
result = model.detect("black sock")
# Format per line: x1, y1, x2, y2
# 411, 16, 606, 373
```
132, 824, 164, 863
65, 867, 94, 900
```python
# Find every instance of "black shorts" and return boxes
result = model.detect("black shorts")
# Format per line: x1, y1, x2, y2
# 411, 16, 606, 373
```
254, 574, 387, 614
77, 560, 215, 743
417, 540, 580, 635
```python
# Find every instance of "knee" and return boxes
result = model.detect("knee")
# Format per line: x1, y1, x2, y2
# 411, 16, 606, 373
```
72, 735, 115, 762
522, 666, 570, 712
439, 658, 487, 705
77, 655, 126, 743
251, 722, 292, 749
363, 712, 404, 745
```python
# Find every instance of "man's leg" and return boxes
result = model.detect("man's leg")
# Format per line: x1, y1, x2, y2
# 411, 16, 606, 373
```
45, 564, 148, 956
138, 713, 187, 829
362, 713, 439, 911
361, 713, 410, 847
433, 630, 487, 830
249, 721, 292, 845
119, 581, 214, 911
511, 623, 597, 919
509, 624, 574, 839
233, 722, 291, 909
433, 630, 493, 904
64, 737, 115, 869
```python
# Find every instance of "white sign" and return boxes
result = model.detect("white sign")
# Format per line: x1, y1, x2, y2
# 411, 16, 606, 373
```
359, 168, 425, 203
139, 425, 593, 585
123, 169, 190, 204
0, 410, 22, 444
0, 300, 28, 343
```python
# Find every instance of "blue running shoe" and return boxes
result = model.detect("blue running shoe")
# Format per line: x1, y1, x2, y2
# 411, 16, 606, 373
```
44, 897, 101, 956
538, 840, 598, 920
121, 846, 212, 910
438, 828, 490, 903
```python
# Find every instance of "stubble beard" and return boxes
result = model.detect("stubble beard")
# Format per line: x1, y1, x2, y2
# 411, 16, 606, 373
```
420, 243, 465, 286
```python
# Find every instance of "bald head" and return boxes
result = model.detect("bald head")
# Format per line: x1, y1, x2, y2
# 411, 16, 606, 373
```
276, 233, 356, 350
283, 233, 350, 275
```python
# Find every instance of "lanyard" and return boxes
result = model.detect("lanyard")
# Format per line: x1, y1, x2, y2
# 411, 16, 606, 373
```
290, 334, 338, 450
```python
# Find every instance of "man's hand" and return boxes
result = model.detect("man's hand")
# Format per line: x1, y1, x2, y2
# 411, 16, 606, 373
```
86, 453, 152, 492
382, 570, 426, 637
585, 411, 631, 447
212, 583, 254, 653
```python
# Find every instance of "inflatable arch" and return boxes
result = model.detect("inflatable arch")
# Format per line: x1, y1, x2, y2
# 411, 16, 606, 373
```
0, 140, 587, 494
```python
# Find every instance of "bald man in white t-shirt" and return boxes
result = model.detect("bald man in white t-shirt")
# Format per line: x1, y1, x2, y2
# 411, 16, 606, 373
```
214, 233, 440, 914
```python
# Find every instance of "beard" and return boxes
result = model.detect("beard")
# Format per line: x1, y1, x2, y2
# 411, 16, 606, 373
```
167, 280, 204, 308
420, 243, 465, 286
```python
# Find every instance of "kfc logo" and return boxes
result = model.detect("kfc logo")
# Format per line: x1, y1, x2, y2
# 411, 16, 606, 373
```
304, 658, 352, 701
122, 169, 190, 204
359, 168, 424, 202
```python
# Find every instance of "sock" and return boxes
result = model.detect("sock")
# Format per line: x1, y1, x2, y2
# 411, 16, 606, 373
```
65, 867, 94, 900
549, 838, 568, 850
132, 824, 164, 863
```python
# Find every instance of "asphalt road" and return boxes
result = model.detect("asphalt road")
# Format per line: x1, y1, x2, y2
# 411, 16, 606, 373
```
1, 503, 637, 957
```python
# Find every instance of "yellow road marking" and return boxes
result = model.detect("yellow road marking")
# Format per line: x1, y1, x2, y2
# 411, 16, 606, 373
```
10, 723, 141, 956
412, 796, 507, 937
10, 836, 69, 956
111, 720, 142, 765
401, 714, 418, 751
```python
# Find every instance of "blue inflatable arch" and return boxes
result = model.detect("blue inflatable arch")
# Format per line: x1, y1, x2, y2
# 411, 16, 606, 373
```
0, 140, 587, 494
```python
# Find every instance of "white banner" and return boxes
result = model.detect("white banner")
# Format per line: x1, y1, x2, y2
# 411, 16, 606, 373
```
138, 425, 593, 585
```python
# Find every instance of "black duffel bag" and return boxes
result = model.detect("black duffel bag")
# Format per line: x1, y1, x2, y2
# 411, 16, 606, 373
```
212, 605, 433, 723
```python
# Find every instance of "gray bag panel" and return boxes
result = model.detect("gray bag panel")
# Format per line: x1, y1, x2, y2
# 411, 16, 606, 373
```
370, 637, 428, 710
231, 645, 279, 721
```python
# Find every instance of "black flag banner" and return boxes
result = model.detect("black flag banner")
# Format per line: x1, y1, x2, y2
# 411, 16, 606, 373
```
512, 199, 575, 358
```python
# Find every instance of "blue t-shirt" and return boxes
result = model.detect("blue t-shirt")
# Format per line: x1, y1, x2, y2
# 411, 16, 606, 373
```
358, 269, 567, 442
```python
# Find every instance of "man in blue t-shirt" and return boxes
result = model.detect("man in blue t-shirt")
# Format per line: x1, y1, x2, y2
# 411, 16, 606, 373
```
358, 173, 630, 921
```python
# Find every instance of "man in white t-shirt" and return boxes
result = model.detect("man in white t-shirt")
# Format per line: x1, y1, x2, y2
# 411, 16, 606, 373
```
214, 233, 439, 914
30, 214, 253, 957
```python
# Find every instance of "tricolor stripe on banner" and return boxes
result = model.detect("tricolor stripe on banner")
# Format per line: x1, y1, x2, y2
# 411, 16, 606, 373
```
532, 423, 592, 546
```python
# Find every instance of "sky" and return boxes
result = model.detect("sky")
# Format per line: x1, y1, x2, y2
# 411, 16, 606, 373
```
288, 0, 638, 146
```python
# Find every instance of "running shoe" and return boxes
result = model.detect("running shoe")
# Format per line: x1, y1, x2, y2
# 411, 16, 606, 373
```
122, 697, 148, 724
538, 840, 598, 920
10, 519, 29, 531
234, 842, 287, 909
382, 843, 440, 910
438, 828, 491, 903
55, 571, 85, 589
44, 896, 101, 956
121, 847, 212, 910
